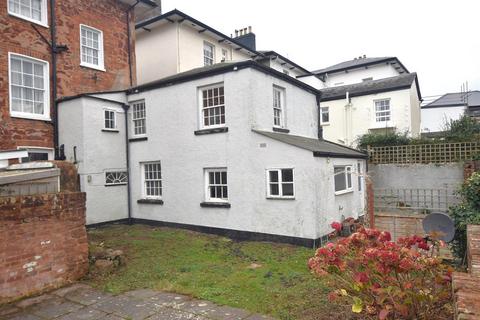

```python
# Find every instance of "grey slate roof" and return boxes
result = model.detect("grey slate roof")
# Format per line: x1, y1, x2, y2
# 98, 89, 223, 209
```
320, 73, 418, 101
252, 130, 367, 159
313, 57, 403, 75
422, 91, 480, 109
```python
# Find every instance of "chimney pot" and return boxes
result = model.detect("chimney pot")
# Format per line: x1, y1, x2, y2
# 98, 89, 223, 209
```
363, 54, 366, 58
248, 26, 252, 33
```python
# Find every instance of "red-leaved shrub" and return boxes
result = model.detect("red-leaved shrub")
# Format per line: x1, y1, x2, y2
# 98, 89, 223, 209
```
308, 227, 453, 319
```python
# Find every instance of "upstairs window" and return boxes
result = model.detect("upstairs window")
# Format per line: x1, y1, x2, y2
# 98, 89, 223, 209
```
320, 106, 329, 125
104, 109, 116, 130
131, 100, 146, 136
9, 53, 49, 120
267, 168, 295, 199
8, 0, 47, 26
221, 49, 229, 62
273, 86, 285, 128
201, 85, 225, 128
205, 168, 228, 202
142, 162, 162, 199
334, 165, 353, 194
375, 99, 391, 122
203, 42, 214, 66
80, 25, 104, 71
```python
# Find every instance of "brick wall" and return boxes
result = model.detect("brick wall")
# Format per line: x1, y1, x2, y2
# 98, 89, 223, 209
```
375, 212, 426, 241
452, 225, 480, 319
0, 0, 134, 151
0, 192, 88, 304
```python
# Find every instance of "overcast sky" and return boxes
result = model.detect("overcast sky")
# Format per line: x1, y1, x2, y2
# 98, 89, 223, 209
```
161, 0, 480, 99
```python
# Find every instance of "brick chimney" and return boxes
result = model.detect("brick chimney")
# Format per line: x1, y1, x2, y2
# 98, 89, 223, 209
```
233, 26, 256, 51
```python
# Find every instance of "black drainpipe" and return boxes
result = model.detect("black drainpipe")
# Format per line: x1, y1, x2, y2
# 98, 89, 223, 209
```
50, 0, 61, 159
126, 1, 140, 87
122, 104, 133, 225
316, 92, 323, 140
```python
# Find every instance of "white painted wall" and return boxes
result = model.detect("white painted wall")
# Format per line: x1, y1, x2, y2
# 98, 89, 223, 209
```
320, 86, 418, 146
58, 96, 129, 225
126, 68, 365, 240
421, 106, 466, 133
323, 63, 400, 87
297, 75, 326, 89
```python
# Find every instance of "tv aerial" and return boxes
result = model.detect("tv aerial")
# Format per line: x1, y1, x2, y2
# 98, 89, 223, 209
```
422, 212, 455, 242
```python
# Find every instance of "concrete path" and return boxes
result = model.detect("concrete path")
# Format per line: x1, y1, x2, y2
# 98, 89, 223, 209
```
0, 284, 275, 320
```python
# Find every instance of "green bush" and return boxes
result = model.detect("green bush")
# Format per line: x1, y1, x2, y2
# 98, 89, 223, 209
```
449, 172, 480, 260
442, 115, 480, 142
357, 131, 410, 149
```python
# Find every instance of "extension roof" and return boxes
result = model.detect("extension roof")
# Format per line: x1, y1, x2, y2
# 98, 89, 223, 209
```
252, 130, 367, 159
312, 57, 409, 77
422, 91, 480, 109
320, 73, 420, 102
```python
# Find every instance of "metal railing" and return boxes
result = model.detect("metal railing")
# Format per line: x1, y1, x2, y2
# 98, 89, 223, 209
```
368, 142, 480, 164
374, 188, 460, 213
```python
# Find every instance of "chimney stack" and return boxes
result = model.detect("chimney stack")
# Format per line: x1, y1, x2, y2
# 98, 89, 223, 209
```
233, 26, 256, 51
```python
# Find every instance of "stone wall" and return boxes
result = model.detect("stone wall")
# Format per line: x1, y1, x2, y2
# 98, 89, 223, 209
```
0, 192, 88, 304
375, 212, 426, 241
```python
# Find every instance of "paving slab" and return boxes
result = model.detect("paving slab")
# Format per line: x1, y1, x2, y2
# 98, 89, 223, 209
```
145, 292, 192, 309
145, 307, 208, 319
91, 294, 156, 320
175, 299, 218, 315
5, 313, 43, 320
56, 306, 109, 320
28, 297, 83, 319
64, 287, 113, 306
202, 305, 252, 320
244, 314, 277, 320
52, 284, 92, 297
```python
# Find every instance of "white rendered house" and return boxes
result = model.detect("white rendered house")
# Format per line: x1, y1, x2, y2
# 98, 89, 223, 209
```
302, 56, 422, 146
58, 61, 367, 246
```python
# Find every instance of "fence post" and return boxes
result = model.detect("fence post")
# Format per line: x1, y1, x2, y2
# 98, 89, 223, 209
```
366, 178, 375, 228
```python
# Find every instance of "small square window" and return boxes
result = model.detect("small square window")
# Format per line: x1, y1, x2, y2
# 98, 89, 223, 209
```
334, 166, 353, 194
104, 109, 116, 130
205, 168, 228, 202
267, 168, 295, 198
320, 106, 329, 125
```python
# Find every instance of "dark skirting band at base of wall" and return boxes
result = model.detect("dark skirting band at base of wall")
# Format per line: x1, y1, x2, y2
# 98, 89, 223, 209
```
86, 218, 323, 248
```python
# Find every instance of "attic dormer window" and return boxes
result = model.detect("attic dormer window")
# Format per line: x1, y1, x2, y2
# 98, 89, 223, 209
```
204, 42, 214, 66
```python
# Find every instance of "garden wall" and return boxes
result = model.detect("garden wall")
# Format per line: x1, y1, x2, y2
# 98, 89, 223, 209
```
375, 212, 425, 241
0, 192, 88, 304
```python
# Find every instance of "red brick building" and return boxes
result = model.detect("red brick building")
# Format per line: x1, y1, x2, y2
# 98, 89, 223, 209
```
0, 0, 157, 164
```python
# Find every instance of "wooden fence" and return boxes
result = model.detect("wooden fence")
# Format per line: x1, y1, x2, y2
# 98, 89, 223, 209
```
374, 188, 460, 213
368, 142, 480, 164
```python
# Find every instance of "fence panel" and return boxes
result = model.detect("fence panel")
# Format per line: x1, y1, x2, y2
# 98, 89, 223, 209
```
368, 142, 480, 164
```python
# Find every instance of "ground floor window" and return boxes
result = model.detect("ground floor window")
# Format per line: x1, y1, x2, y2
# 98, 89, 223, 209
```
142, 162, 162, 199
205, 168, 228, 202
334, 165, 352, 194
18, 147, 53, 163
105, 171, 127, 186
267, 168, 294, 198
104, 109, 116, 130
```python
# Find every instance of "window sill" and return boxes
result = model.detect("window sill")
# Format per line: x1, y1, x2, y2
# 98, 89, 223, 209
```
320, 123, 330, 126
266, 196, 295, 200
370, 122, 394, 129
272, 127, 290, 133
10, 112, 51, 122
200, 202, 231, 208
80, 63, 106, 72
335, 189, 354, 196
102, 129, 119, 133
105, 183, 127, 187
8, 12, 49, 28
194, 127, 228, 135
137, 199, 164, 205
129, 137, 148, 142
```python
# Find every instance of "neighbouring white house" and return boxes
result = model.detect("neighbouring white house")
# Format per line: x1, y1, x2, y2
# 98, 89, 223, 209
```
58, 60, 367, 246
421, 91, 480, 134
134, 9, 323, 86
302, 56, 422, 146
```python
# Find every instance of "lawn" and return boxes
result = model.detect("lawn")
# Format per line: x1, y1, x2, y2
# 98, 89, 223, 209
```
85, 224, 356, 319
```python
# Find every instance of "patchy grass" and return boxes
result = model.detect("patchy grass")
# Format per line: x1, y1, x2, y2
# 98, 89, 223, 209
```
85, 224, 356, 319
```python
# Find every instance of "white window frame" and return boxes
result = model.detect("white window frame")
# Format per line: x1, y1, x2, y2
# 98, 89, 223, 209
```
203, 41, 215, 66
79, 24, 105, 71
357, 162, 363, 192
320, 106, 330, 125
105, 170, 128, 186
266, 168, 295, 199
17, 146, 54, 163
103, 108, 117, 130
273, 86, 286, 128
141, 161, 162, 199
7, 0, 48, 27
8, 52, 50, 121
374, 98, 391, 123
131, 100, 147, 137
199, 83, 225, 129
204, 168, 228, 203
334, 165, 353, 195
221, 48, 229, 62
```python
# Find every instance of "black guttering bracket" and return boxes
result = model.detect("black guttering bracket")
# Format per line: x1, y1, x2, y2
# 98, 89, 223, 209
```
135, 9, 265, 59
127, 60, 321, 96
122, 104, 133, 225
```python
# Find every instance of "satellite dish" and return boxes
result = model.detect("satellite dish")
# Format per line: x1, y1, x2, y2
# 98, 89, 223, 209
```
422, 212, 455, 242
